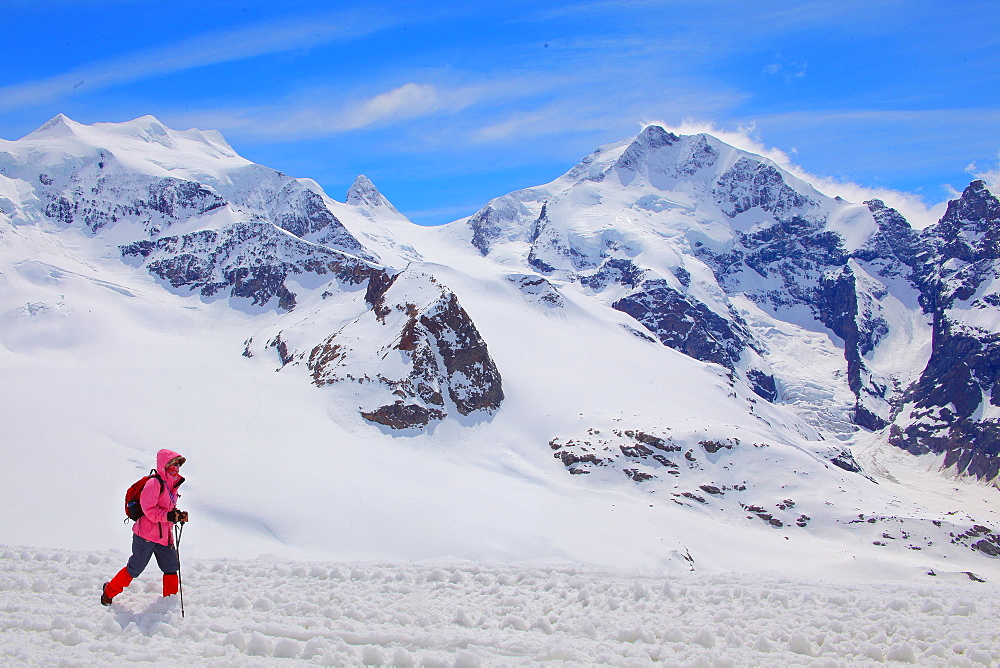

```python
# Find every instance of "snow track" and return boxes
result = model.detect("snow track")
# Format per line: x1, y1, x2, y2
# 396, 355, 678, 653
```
2, 544, 999, 666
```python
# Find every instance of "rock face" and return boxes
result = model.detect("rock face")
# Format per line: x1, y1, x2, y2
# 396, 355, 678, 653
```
612, 280, 748, 371
307, 271, 504, 429
889, 181, 1000, 480
122, 222, 381, 310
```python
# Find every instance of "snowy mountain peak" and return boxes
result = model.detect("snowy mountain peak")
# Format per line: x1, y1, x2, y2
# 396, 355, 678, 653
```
346, 174, 401, 216
11, 114, 242, 167
623, 124, 682, 153
23, 113, 81, 139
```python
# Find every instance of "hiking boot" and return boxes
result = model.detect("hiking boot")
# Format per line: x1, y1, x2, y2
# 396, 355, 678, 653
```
102, 567, 133, 605
101, 583, 113, 606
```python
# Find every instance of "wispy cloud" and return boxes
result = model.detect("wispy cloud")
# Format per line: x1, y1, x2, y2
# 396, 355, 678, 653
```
967, 152, 1000, 190
0, 10, 398, 112
173, 80, 496, 140
763, 59, 808, 81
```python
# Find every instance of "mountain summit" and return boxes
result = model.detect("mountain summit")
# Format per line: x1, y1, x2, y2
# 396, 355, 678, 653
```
346, 174, 401, 216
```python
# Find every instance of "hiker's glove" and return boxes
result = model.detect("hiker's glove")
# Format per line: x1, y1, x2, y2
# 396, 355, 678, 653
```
168, 509, 189, 523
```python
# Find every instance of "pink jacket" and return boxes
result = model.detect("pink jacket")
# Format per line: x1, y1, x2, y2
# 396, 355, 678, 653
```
133, 448, 185, 546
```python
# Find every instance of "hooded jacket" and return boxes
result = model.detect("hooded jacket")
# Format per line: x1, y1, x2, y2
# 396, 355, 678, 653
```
133, 448, 185, 546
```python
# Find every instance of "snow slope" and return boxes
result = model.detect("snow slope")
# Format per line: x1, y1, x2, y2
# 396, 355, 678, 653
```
3, 543, 999, 666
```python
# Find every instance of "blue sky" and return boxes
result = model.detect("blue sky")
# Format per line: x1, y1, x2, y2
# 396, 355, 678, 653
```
2, 0, 998, 226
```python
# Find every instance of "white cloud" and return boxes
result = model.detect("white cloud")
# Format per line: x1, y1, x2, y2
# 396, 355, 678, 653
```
0, 10, 397, 112
342, 84, 444, 130
172, 82, 491, 140
966, 151, 1000, 190
763, 60, 808, 81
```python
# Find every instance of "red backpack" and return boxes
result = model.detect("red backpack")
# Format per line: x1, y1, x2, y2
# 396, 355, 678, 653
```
125, 470, 164, 521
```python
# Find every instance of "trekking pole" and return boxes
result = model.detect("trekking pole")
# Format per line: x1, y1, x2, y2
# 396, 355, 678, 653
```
174, 523, 185, 618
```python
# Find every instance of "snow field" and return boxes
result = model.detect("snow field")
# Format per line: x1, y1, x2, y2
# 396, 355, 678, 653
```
3, 544, 1000, 666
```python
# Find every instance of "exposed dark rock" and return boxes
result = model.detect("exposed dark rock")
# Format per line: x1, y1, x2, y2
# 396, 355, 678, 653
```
361, 401, 446, 430
974, 539, 1000, 557
854, 200, 926, 280
890, 419, 1000, 481
268, 333, 295, 367
674, 266, 691, 287
714, 157, 817, 219
417, 291, 504, 415
631, 431, 680, 452
926, 180, 1000, 264
507, 274, 564, 308
614, 126, 680, 172
699, 439, 736, 454
364, 270, 400, 320
814, 266, 890, 429
972, 538, 1000, 557
273, 187, 356, 248
40, 173, 226, 234
830, 449, 865, 474
554, 450, 607, 468
611, 280, 780, 402
612, 280, 747, 370
625, 468, 655, 482
613, 126, 719, 179
890, 182, 1000, 481
581, 258, 645, 292
308, 273, 504, 428
467, 195, 525, 256
122, 222, 381, 310
746, 369, 777, 402
620, 443, 654, 458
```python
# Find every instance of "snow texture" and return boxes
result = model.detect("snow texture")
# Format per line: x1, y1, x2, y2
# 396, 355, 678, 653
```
2, 543, 999, 666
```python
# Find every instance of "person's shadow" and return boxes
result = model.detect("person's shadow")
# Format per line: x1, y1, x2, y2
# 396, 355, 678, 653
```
110, 595, 180, 635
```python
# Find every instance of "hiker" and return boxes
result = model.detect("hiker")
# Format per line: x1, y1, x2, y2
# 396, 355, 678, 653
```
101, 449, 189, 606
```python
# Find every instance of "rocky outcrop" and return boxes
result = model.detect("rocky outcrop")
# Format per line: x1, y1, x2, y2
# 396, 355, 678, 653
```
122, 222, 381, 310
468, 194, 532, 256
714, 158, 818, 220
40, 171, 226, 235
507, 274, 564, 308
308, 271, 504, 429
926, 180, 1000, 265
888, 181, 1000, 482
612, 280, 747, 370
853, 199, 927, 281
814, 267, 890, 429
611, 280, 778, 401
580, 258, 645, 292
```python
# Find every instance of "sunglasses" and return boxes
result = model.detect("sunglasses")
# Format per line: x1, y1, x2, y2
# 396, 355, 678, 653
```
167, 457, 186, 467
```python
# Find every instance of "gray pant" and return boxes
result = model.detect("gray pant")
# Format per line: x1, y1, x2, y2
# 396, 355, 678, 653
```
126, 534, 179, 577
